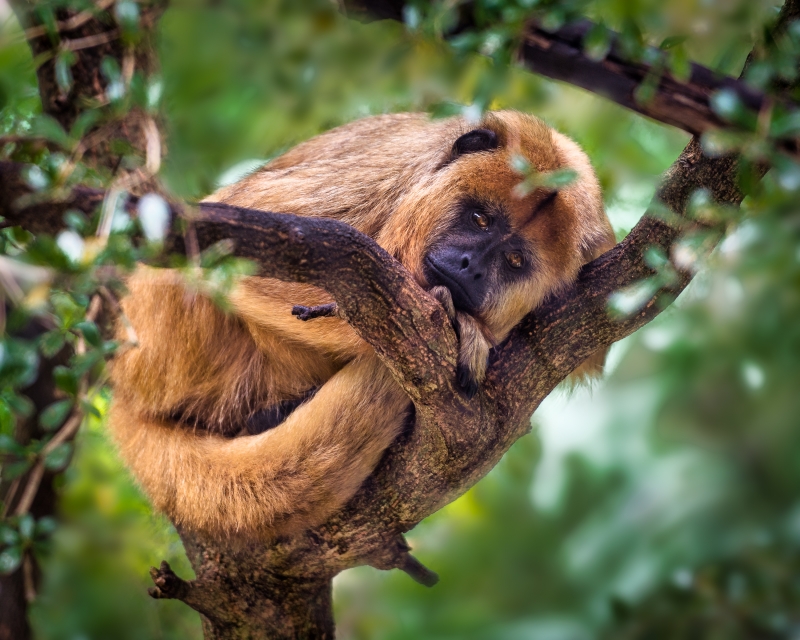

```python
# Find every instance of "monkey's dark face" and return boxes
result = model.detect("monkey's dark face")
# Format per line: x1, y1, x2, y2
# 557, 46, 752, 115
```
377, 110, 613, 342
423, 197, 537, 316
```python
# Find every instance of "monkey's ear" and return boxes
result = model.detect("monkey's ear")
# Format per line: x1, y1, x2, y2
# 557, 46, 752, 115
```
452, 129, 499, 157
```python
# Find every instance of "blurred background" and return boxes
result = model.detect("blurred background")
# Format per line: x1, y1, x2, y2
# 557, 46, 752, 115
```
2, 0, 800, 638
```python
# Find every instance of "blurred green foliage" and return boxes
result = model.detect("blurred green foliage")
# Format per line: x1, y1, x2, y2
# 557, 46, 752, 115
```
2, 0, 800, 638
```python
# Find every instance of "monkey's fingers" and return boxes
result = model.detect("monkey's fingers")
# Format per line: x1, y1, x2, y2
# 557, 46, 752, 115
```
428, 286, 456, 322
291, 302, 339, 321
148, 561, 190, 600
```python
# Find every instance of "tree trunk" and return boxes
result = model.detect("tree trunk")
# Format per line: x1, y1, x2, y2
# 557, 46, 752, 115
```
152, 532, 335, 639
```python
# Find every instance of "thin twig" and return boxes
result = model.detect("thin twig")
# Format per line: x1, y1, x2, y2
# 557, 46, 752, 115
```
143, 116, 161, 176
19, 0, 115, 41
13, 413, 82, 517
99, 285, 138, 347
22, 553, 36, 603
62, 28, 119, 52
1, 477, 21, 518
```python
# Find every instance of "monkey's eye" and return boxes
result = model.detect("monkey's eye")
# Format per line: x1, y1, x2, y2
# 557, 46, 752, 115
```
472, 211, 492, 230
506, 251, 524, 269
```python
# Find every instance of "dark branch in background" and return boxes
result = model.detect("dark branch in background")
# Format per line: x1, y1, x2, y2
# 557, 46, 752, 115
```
347, 0, 800, 157
519, 22, 782, 139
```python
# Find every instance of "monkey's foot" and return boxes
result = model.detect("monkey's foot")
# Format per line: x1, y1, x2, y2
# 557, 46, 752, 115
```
291, 302, 339, 321
149, 561, 190, 600
456, 363, 479, 400
429, 285, 456, 321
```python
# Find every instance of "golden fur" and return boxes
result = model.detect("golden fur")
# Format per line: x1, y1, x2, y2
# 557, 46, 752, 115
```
108, 111, 615, 540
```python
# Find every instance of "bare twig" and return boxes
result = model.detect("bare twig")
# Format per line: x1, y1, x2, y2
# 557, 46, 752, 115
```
346, 2, 800, 159
22, 554, 36, 603
1, 478, 21, 519
99, 286, 138, 347
13, 413, 81, 517
62, 28, 119, 52
18, 0, 115, 41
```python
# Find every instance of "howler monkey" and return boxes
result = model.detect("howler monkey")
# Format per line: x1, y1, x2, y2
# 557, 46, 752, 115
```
108, 111, 615, 540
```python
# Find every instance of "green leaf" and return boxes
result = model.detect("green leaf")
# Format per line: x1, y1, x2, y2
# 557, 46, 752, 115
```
75, 321, 102, 348
31, 114, 72, 149
115, 0, 141, 35
0, 434, 24, 455
44, 442, 72, 471
52, 366, 79, 396
660, 34, 688, 50
17, 514, 34, 540
51, 292, 84, 326
2, 461, 31, 481
199, 240, 236, 268
668, 47, 691, 83
54, 51, 76, 96
39, 400, 73, 431
80, 399, 102, 419
69, 110, 101, 140
34, 516, 58, 538
6, 393, 35, 420
24, 236, 73, 271
539, 168, 578, 189
0, 400, 14, 434
0, 547, 22, 574
39, 331, 66, 358
69, 350, 103, 377
0, 526, 19, 547
634, 65, 662, 105
63, 210, 91, 234
102, 340, 121, 355
584, 22, 611, 61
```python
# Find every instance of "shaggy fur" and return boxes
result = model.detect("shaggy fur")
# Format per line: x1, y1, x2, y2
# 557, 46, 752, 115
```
108, 111, 615, 541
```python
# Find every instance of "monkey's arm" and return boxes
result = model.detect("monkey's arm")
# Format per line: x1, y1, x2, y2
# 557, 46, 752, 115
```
109, 352, 410, 540
293, 285, 490, 399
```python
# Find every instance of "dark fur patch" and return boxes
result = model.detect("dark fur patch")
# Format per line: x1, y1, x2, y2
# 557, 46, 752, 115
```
453, 129, 499, 157
244, 388, 319, 435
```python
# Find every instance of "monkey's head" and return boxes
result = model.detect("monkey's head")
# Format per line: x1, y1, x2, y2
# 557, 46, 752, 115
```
212, 109, 615, 384
378, 110, 615, 346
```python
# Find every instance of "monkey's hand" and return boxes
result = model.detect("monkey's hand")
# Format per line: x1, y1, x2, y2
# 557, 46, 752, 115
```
429, 286, 491, 400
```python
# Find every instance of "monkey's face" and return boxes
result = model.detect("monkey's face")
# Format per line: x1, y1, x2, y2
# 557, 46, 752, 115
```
422, 194, 542, 320
383, 111, 614, 343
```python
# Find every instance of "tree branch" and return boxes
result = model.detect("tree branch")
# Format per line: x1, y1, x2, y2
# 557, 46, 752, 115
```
346, 1, 800, 157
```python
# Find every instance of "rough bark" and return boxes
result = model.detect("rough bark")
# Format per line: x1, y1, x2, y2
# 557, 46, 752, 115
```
2, 0, 799, 637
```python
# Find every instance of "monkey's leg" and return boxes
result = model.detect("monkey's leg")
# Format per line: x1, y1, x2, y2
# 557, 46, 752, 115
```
108, 352, 410, 541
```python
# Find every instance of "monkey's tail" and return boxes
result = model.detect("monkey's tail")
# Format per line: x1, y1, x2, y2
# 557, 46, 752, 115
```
107, 353, 410, 541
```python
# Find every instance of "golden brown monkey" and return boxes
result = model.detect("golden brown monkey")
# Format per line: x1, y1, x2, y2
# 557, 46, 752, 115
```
108, 111, 615, 541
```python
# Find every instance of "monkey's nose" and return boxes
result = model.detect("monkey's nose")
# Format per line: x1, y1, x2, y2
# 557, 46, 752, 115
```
460, 255, 483, 280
